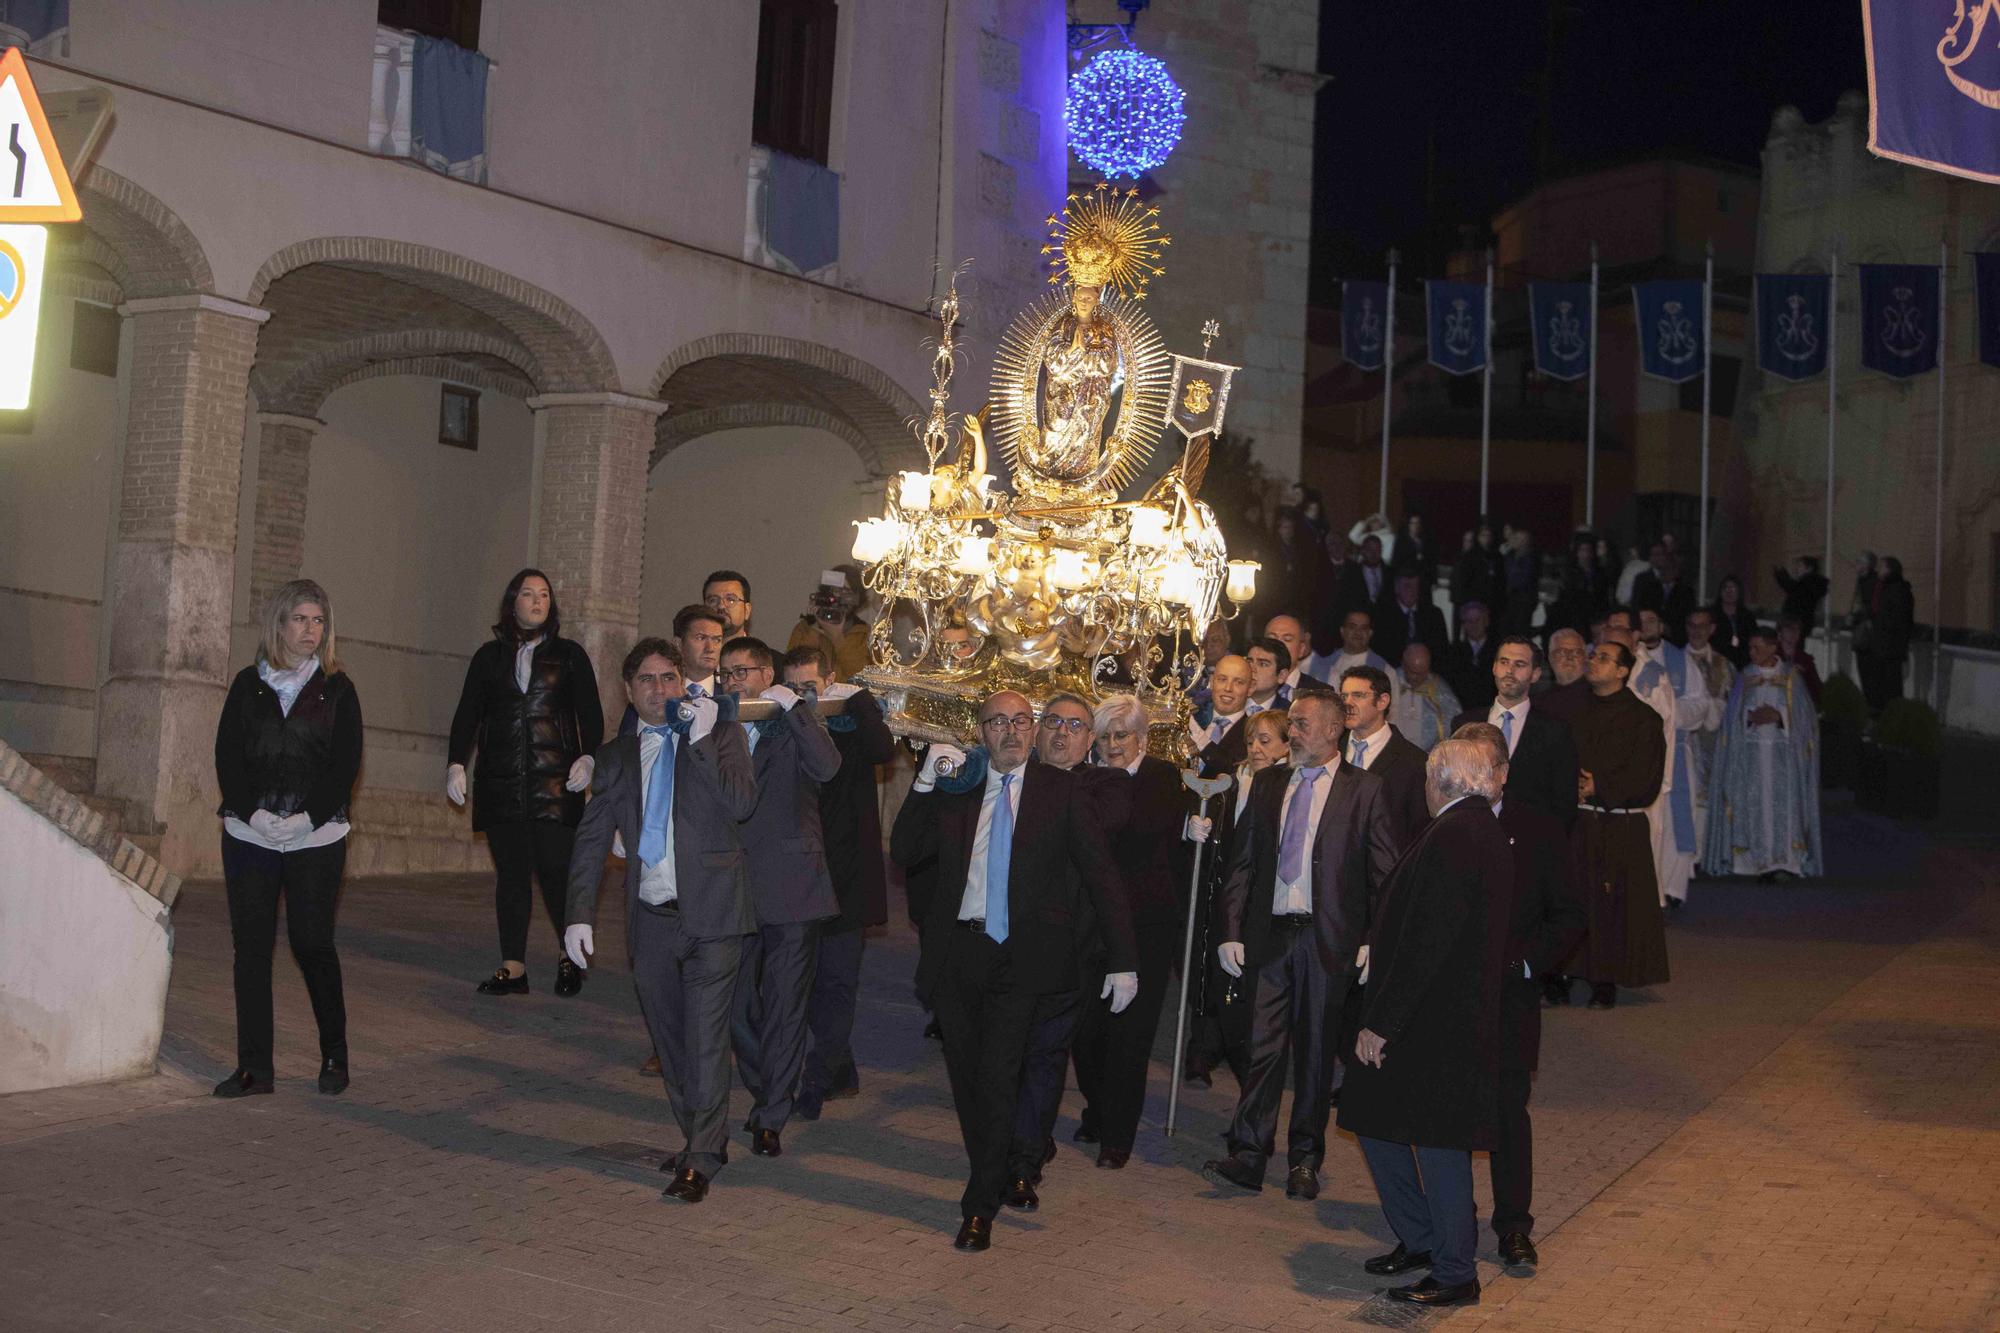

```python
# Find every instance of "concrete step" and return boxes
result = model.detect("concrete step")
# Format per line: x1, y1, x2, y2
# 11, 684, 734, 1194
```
22, 753, 94, 799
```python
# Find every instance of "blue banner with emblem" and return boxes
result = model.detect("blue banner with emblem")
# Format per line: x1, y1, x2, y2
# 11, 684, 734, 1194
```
1340, 279, 1389, 371
1862, 2, 2000, 185
1633, 280, 1706, 383
1858, 263, 1940, 378
1528, 281, 1591, 381
1974, 252, 2000, 369
1754, 273, 1831, 381
1424, 280, 1487, 376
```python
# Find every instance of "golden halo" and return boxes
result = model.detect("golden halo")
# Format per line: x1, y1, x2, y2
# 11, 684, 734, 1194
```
1039, 182, 1169, 300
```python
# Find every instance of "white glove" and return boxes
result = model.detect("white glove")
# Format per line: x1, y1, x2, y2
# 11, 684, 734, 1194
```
445, 763, 467, 806
248, 809, 286, 842
272, 812, 314, 847
1217, 941, 1245, 978
763, 684, 802, 712
565, 754, 595, 792
1185, 815, 1213, 844
1102, 971, 1139, 1014
915, 743, 967, 791
563, 924, 593, 970
681, 695, 719, 742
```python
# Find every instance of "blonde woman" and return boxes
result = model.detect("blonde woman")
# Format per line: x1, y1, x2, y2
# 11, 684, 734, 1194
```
212, 579, 363, 1098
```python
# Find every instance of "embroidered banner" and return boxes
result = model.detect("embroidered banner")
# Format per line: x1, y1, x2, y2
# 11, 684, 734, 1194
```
1633, 280, 1706, 383
1857, 263, 1940, 378
1425, 280, 1488, 376
1754, 273, 1832, 381
1973, 252, 2000, 368
1528, 281, 1592, 381
1863, 1, 2000, 184
1341, 279, 1389, 371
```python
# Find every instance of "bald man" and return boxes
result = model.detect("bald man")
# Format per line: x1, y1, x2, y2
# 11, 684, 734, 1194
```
1193, 654, 1255, 776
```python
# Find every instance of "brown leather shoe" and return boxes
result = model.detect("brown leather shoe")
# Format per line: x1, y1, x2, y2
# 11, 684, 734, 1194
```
640, 1052, 662, 1075
953, 1215, 992, 1251
662, 1166, 709, 1204
750, 1128, 782, 1157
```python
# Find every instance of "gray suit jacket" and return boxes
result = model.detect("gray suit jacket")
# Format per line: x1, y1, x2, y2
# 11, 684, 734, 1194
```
741, 702, 842, 925
564, 719, 758, 944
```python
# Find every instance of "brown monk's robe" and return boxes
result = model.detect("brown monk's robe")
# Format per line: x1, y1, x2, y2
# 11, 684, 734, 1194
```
1566, 686, 1670, 987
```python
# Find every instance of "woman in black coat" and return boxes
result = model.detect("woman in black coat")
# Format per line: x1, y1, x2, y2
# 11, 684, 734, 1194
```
1709, 574, 1758, 668
212, 579, 363, 1099
446, 569, 603, 996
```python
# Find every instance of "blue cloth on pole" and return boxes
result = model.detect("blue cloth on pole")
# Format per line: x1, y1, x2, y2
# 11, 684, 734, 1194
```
765, 150, 841, 275
1858, 263, 1940, 379
1528, 281, 1591, 381
1973, 253, 2000, 369
1633, 280, 1706, 383
1425, 280, 1488, 376
410, 33, 489, 183
1341, 280, 1389, 372
1863, 2, 2000, 185
1755, 273, 1832, 381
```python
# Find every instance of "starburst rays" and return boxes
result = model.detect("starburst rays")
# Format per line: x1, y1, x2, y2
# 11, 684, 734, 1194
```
1040, 182, 1170, 300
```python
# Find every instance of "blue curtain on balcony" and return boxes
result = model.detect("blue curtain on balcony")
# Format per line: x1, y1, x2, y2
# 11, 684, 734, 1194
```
0, 0, 70, 54
410, 33, 489, 184
765, 151, 840, 275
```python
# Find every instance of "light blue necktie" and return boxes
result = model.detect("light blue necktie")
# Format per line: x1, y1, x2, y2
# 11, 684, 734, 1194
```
984, 773, 1014, 943
1277, 766, 1325, 885
1500, 709, 1515, 751
1351, 736, 1369, 768
1210, 719, 1227, 745
638, 726, 675, 867
686, 681, 705, 698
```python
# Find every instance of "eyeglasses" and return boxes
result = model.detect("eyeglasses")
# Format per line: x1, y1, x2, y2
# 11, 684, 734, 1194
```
981, 714, 1036, 733
1039, 716, 1091, 735
704, 593, 748, 608
719, 664, 769, 682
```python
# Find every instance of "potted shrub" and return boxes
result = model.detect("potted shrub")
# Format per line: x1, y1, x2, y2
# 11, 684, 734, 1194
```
1869, 697, 1943, 819
1818, 673, 1867, 790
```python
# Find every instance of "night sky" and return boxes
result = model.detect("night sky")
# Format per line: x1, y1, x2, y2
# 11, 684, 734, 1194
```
1309, 1, 1869, 297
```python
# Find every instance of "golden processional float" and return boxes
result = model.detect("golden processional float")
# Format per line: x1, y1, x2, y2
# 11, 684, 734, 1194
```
849, 184, 1259, 759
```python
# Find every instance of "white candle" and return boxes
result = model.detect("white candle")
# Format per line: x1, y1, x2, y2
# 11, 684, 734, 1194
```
897, 471, 933, 511
1226, 560, 1260, 604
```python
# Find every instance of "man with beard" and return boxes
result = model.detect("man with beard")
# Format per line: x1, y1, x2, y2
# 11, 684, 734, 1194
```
1536, 628, 1591, 725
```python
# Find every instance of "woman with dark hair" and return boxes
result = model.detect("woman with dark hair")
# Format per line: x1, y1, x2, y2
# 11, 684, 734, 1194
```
1857, 555, 1916, 712
213, 578, 362, 1098
1709, 575, 1758, 668
446, 569, 603, 996
1393, 512, 1437, 592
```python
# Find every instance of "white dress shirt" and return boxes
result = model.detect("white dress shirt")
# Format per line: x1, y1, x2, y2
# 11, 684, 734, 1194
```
635, 726, 679, 905
1344, 723, 1388, 770
685, 675, 715, 699
1272, 761, 1337, 914
1488, 694, 1531, 759
1194, 708, 1245, 748
959, 762, 1024, 920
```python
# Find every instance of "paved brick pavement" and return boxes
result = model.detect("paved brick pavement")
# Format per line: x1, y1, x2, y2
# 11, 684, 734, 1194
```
3, 801, 1996, 1332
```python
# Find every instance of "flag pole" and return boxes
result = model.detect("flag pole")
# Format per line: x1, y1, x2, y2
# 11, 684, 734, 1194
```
1933, 239, 1947, 706
1586, 242, 1600, 530
1699, 239, 1713, 602
1480, 248, 1494, 514
1379, 249, 1398, 516
1823, 252, 1839, 664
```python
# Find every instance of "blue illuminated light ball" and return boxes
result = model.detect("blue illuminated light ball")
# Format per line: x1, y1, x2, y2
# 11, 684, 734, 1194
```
1065, 48, 1186, 179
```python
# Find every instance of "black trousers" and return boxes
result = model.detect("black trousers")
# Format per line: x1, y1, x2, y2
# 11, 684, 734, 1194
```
800, 923, 865, 1099
1490, 1067, 1535, 1236
221, 833, 347, 1081
631, 902, 744, 1176
1072, 919, 1180, 1153
1009, 987, 1084, 1177
486, 819, 574, 963
1859, 652, 1904, 712
1224, 920, 1344, 1174
930, 928, 1068, 1220
730, 919, 818, 1133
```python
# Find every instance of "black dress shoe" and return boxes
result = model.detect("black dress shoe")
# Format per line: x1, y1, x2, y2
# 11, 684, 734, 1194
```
212, 1069, 273, 1098
554, 957, 584, 997
1587, 982, 1617, 1009
662, 1166, 709, 1204
1200, 1157, 1263, 1193
1498, 1231, 1538, 1270
922, 1017, 943, 1041
1542, 974, 1571, 1007
1073, 1118, 1100, 1145
317, 1058, 349, 1095
1284, 1165, 1319, 1200
1003, 1177, 1039, 1211
751, 1128, 782, 1157
953, 1215, 992, 1251
1183, 1066, 1213, 1088
1096, 1148, 1129, 1170
476, 967, 528, 995
1387, 1276, 1480, 1306
794, 1090, 824, 1121
1363, 1243, 1433, 1276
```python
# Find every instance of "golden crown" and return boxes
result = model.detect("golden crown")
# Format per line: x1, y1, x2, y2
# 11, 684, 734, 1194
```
1041, 182, 1169, 299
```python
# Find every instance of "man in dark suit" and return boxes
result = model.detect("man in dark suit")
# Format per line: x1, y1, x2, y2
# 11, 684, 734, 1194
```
1202, 690, 1400, 1200
719, 637, 842, 1158
1453, 635, 1578, 832
890, 690, 1139, 1252
1373, 570, 1448, 668
1451, 721, 1587, 1274
1441, 600, 1499, 712
1191, 654, 1254, 776
1334, 664, 1430, 854
780, 646, 897, 1121
1338, 739, 1513, 1309
1632, 551, 1696, 643
563, 639, 757, 1205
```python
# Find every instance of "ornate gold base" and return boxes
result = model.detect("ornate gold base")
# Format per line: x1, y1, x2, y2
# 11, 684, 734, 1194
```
856, 655, 1194, 763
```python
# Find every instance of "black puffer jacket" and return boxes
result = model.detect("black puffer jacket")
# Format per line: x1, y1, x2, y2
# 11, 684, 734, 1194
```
215, 664, 363, 827
447, 636, 603, 830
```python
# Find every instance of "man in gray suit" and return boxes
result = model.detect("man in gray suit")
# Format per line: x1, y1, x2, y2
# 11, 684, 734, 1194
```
563, 638, 756, 1205
720, 636, 841, 1158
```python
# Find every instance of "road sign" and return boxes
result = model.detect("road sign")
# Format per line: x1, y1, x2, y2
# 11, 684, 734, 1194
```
0, 222, 49, 408
0, 47, 81, 222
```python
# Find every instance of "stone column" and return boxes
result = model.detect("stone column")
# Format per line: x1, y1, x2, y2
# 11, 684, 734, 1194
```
528, 392, 669, 729
248, 413, 323, 611
96, 294, 269, 874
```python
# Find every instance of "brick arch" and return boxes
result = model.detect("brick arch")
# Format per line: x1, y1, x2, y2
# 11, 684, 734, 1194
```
253, 329, 539, 415
651, 333, 924, 476
328, 356, 535, 402
69, 165, 214, 298
248, 237, 617, 392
